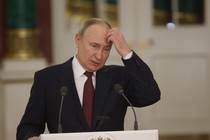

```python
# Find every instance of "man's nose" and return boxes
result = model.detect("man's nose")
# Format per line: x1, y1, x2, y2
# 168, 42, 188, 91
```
95, 49, 103, 59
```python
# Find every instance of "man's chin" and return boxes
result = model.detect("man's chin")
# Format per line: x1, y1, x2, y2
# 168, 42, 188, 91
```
89, 66, 102, 72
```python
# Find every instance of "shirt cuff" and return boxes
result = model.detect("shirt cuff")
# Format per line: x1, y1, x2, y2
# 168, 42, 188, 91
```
122, 51, 133, 60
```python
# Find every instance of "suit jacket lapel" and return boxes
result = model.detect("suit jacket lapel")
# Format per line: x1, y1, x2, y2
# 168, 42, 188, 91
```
92, 67, 113, 130
59, 60, 113, 131
59, 58, 89, 130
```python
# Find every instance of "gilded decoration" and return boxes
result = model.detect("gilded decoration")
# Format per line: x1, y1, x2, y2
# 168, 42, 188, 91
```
65, 0, 118, 27
87, 134, 115, 140
6, 28, 42, 60
90, 136, 112, 140
66, 0, 95, 25
153, 0, 204, 26
6, 0, 42, 60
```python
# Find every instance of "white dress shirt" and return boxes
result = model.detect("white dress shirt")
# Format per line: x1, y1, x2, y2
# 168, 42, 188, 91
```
72, 51, 133, 105
72, 57, 96, 106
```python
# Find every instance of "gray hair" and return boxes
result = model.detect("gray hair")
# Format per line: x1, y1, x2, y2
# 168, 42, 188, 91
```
78, 18, 112, 37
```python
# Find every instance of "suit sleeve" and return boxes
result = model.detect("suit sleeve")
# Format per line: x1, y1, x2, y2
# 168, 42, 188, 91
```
16, 72, 46, 140
122, 51, 161, 107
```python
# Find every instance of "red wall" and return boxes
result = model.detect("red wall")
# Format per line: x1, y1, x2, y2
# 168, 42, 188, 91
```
0, 0, 6, 60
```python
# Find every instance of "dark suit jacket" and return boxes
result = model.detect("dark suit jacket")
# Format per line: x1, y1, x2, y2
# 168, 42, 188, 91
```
16, 52, 160, 140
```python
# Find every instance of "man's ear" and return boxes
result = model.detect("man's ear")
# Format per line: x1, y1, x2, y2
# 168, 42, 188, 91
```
75, 33, 80, 46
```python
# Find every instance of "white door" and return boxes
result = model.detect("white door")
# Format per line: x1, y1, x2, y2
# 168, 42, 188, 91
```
120, 0, 210, 135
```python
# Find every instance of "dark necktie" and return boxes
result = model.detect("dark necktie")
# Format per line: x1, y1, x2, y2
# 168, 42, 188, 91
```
83, 71, 94, 128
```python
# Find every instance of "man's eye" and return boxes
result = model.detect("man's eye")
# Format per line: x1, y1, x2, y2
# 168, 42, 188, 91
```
104, 47, 111, 51
91, 44, 97, 48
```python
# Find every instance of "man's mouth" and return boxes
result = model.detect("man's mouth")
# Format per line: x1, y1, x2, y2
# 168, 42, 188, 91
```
91, 60, 100, 66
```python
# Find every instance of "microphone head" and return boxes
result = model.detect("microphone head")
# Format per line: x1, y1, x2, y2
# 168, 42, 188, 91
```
114, 83, 123, 95
60, 86, 68, 96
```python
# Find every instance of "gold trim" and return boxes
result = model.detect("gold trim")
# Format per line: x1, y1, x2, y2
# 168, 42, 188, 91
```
66, 1, 95, 24
177, 12, 199, 24
6, 28, 42, 60
105, 4, 118, 27
153, 10, 171, 25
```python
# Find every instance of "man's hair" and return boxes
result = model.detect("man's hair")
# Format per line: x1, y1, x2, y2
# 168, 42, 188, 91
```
78, 18, 112, 37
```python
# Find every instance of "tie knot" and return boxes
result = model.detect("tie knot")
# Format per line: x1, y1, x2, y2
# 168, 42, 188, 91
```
84, 71, 93, 78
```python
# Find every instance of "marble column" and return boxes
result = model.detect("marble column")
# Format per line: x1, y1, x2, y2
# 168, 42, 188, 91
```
178, 0, 204, 24
6, 0, 41, 60
0, 1, 47, 140
66, 0, 95, 25
105, 0, 118, 26
153, 0, 172, 25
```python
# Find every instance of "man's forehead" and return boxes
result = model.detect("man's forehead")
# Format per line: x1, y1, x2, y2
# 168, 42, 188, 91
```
84, 24, 110, 34
89, 41, 112, 48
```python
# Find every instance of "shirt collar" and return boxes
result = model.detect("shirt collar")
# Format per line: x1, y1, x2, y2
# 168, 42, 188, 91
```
72, 56, 96, 79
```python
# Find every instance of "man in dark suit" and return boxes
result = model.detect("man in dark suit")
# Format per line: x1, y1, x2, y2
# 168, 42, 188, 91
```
16, 18, 161, 140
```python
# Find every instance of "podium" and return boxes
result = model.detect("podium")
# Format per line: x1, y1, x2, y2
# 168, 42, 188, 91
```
40, 129, 158, 140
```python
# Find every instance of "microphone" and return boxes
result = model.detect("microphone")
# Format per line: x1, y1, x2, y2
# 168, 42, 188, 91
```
58, 86, 68, 133
114, 83, 138, 130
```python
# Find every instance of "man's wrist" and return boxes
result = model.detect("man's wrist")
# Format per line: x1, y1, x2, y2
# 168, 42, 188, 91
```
122, 51, 133, 60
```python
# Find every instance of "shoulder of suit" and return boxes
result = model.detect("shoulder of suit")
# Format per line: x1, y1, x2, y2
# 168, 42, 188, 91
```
99, 65, 124, 73
36, 58, 72, 74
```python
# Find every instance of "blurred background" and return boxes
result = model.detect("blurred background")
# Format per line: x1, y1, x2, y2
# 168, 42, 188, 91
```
0, 0, 210, 140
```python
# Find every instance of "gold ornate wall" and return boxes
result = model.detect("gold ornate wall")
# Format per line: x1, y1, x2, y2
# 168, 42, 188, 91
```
153, 0, 204, 26
6, 0, 42, 60
66, 0, 118, 27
